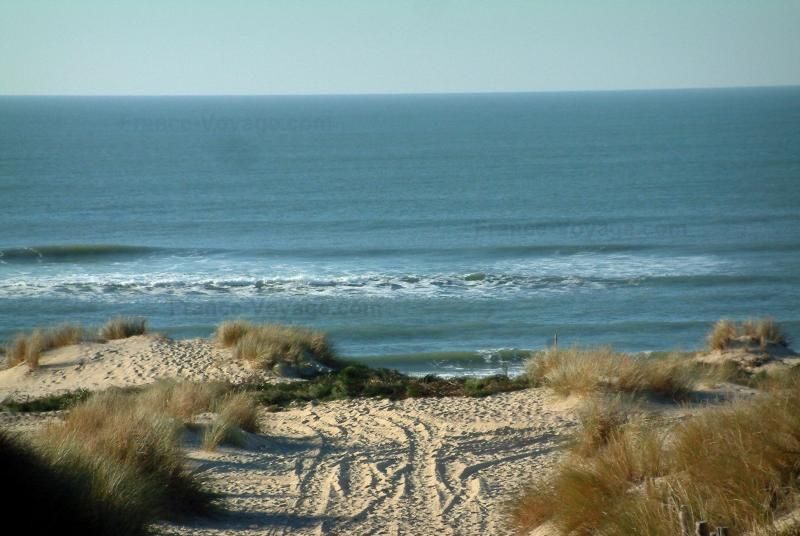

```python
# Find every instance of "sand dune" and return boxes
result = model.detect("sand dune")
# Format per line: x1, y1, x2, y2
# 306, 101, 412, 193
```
0, 335, 274, 401
1, 336, 575, 535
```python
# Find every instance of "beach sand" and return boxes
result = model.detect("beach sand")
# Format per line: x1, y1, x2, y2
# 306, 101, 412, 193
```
0, 336, 577, 535
0, 335, 276, 401
164, 389, 575, 536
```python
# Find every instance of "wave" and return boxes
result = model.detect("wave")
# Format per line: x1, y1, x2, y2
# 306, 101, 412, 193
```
0, 242, 715, 265
0, 269, 761, 300
3, 239, 795, 266
0, 244, 166, 262
0, 272, 606, 299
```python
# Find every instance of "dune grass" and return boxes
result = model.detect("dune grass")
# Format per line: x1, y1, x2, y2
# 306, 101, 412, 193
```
525, 346, 694, 400
4, 317, 148, 369
138, 379, 229, 420
99, 316, 147, 340
38, 388, 216, 520
215, 319, 254, 348
6, 324, 84, 369
2, 366, 531, 415
512, 371, 800, 535
233, 324, 337, 368
215, 320, 339, 373
1, 429, 155, 536
202, 392, 260, 450
708, 317, 788, 351
707, 319, 739, 351
572, 395, 639, 457
24, 380, 262, 523
215, 392, 260, 433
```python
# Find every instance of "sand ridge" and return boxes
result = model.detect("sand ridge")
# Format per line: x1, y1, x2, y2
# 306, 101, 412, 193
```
0, 335, 274, 401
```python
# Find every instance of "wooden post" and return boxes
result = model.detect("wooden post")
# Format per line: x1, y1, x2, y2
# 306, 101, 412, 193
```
678, 506, 689, 536
696, 521, 710, 536
716, 528, 729, 536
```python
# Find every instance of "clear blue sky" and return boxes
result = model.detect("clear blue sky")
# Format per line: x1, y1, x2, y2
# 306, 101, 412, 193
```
1, 1, 798, 95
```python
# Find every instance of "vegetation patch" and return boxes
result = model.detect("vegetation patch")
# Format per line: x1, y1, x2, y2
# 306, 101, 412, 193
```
215, 319, 253, 348
99, 316, 148, 340
6, 324, 84, 369
525, 346, 695, 400
1, 430, 153, 536
3, 316, 148, 369
249, 363, 529, 408
2, 381, 264, 532
0, 388, 91, 412
217, 321, 337, 375
707, 317, 788, 350
512, 371, 800, 536
37, 388, 218, 522
202, 392, 260, 451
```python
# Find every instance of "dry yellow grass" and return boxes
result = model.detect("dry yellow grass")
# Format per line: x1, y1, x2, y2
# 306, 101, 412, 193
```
215, 319, 254, 347
38, 388, 214, 520
215, 392, 259, 433
4, 317, 151, 370
708, 319, 739, 351
5, 324, 84, 369
513, 371, 800, 535
138, 380, 229, 419
228, 323, 336, 370
202, 392, 260, 451
708, 317, 788, 350
525, 346, 693, 399
1, 429, 153, 535
742, 317, 788, 347
572, 395, 637, 457
513, 420, 667, 535
99, 316, 147, 340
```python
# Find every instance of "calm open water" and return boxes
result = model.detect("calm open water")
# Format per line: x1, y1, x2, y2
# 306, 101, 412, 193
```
1, 88, 799, 375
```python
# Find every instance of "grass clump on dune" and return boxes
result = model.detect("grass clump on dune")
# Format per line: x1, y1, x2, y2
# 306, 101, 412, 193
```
215, 319, 254, 348
4, 316, 149, 370
525, 346, 694, 400
513, 372, 800, 536
218, 321, 338, 373
1, 430, 153, 536
513, 421, 667, 535
202, 392, 260, 451
139, 379, 229, 420
572, 395, 639, 457
99, 316, 147, 341
707, 319, 739, 351
5, 324, 84, 369
38, 388, 216, 520
708, 316, 788, 351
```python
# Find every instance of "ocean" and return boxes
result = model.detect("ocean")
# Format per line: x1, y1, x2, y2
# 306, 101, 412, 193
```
1, 88, 799, 375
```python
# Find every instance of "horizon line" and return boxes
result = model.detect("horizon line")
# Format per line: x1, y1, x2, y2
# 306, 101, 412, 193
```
1, 83, 799, 98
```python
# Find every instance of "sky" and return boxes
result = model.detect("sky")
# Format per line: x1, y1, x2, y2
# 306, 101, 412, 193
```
0, 1, 798, 95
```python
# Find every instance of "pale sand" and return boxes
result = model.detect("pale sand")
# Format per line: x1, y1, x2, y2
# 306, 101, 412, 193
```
0, 337, 577, 535
0, 335, 275, 401
160, 390, 576, 536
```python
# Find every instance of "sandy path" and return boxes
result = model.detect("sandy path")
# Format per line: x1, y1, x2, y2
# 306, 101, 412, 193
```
162, 389, 576, 536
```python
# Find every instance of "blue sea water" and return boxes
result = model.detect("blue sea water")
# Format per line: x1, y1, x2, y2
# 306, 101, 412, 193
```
1, 88, 799, 375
